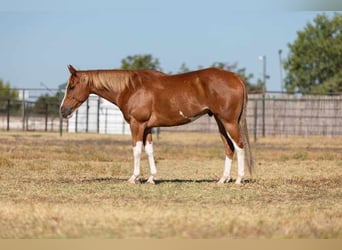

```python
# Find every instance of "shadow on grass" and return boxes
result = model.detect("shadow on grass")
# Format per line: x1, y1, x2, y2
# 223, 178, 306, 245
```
79, 177, 256, 185
80, 177, 127, 183
155, 179, 216, 184
155, 178, 256, 185
78, 177, 215, 184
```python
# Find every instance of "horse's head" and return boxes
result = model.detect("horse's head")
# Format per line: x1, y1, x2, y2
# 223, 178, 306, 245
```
60, 65, 91, 118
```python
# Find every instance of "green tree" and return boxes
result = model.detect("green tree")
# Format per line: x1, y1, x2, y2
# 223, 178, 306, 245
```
121, 54, 162, 71
0, 79, 19, 112
284, 13, 342, 94
0, 79, 18, 100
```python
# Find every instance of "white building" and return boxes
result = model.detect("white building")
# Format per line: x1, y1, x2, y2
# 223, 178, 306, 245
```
68, 95, 131, 134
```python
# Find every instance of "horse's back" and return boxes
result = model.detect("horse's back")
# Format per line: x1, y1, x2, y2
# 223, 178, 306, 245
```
197, 68, 244, 88
157, 67, 243, 89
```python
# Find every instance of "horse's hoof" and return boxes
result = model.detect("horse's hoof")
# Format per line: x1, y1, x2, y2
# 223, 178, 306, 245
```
235, 176, 244, 185
128, 175, 140, 184
146, 175, 156, 185
217, 176, 231, 184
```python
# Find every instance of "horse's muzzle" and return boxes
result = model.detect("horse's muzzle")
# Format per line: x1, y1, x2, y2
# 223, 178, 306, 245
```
60, 106, 73, 119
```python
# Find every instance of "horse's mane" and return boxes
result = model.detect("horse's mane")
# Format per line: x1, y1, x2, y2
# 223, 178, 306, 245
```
88, 70, 135, 92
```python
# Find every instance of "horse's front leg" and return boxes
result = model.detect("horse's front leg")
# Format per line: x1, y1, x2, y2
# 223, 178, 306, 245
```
127, 141, 143, 183
128, 120, 145, 184
144, 131, 157, 184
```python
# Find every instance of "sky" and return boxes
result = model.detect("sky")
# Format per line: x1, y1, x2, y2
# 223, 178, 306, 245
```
0, 0, 341, 91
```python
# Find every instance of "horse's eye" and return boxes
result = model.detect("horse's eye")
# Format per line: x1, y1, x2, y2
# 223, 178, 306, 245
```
69, 85, 75, 91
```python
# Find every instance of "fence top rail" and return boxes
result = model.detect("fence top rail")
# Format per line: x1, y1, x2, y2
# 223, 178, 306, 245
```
249, 94, 342, 102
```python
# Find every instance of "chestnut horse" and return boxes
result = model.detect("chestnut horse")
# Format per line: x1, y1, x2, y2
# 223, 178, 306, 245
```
60, 65, 254, 184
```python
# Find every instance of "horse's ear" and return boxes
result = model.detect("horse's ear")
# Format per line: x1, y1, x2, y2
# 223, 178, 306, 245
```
68, 65, 77, 75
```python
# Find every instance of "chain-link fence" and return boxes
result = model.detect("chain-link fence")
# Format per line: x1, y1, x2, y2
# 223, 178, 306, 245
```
1, 89, 341, 138
162, 93, 342, 137
0, 88, 65, 133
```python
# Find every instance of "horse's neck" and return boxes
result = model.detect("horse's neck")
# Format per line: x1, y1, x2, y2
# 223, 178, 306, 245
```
89, 70, 134, 107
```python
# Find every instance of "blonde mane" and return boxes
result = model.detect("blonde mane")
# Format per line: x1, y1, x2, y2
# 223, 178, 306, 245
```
89, 70, 135, 92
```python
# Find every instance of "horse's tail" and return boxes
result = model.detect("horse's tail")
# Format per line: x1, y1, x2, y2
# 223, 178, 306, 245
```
239, 80, 255, 176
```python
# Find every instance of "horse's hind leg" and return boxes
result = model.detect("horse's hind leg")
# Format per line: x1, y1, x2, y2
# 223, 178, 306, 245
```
218, 135, 234, 184
223, 121, 245, 184
215, 116, 234, 184
144, 130, 157, 184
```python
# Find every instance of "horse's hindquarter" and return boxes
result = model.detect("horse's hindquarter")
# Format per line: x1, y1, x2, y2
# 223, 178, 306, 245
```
199, 68, 245, 121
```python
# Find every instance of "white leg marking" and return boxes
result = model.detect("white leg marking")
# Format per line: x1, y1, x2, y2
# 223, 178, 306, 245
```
235, 145, 245, 184
145, 142, 157, 184
128, 141, 143, 184
218, 156, 232, 184
226, 131, 245, 185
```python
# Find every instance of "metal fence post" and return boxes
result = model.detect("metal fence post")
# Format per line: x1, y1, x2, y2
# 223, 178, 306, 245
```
97, 97, 100, 134
45, 102, 48, 132
7, 99, 10, 131
86, 99, 89, 133
59, 117, 63, 136
22, 90, 25, 131
262, 94, 265, 137
75, 109, 78, 133
25, 102, 28, 131
254, 99, 258, 142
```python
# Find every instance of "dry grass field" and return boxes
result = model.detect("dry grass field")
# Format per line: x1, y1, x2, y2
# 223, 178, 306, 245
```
0, 131, 341, 238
